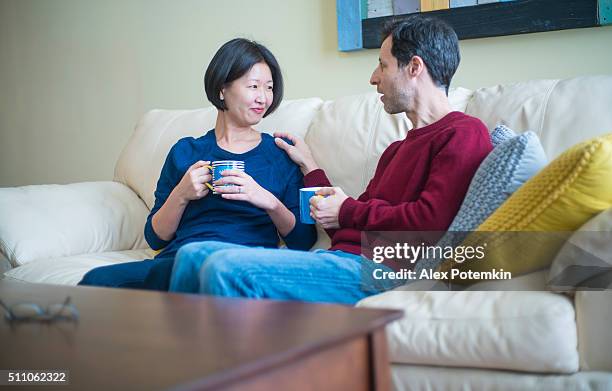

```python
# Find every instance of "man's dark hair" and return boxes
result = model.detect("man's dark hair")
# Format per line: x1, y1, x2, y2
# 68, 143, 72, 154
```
382, 16, 460, 95
204, 38, 283, 117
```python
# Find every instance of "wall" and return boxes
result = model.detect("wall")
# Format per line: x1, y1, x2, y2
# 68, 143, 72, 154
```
1, 0, 611, 187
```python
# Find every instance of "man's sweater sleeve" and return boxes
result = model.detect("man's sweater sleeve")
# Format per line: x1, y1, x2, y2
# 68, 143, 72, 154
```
303, 169, 332, 188
302, 156, 388, 238
337, 130, 491, 231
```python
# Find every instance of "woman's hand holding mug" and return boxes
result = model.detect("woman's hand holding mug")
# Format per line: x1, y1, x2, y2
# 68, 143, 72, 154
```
214, 170, 280, 212
175, 160, 213, 202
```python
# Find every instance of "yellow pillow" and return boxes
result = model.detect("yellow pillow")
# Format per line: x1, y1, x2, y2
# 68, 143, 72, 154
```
442, 133, 612, 279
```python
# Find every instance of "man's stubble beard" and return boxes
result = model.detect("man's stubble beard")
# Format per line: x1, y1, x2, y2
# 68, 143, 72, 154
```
383, 89, 412, 115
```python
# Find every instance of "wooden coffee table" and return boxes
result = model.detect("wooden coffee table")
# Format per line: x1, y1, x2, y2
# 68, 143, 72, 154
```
0, 280, 402, 390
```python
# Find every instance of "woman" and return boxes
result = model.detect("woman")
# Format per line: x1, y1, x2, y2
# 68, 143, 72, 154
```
79, 38, 316, 290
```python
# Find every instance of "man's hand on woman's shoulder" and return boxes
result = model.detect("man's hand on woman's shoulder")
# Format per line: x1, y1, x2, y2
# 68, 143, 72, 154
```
273, 132, 319, 175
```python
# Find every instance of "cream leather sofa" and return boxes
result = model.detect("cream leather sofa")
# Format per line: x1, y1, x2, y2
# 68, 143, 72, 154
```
1, 76, 611, 390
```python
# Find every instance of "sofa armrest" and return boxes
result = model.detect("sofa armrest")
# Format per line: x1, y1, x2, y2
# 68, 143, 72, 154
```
575, 291, 612, 371
357, 290, 578, 374
0, 181, 149, 267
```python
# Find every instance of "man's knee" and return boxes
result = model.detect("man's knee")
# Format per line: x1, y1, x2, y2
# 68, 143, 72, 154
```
175, 242, 203, 263
199, 250, 236, 279
176, 241, 236, 264
174, 242, 215, 276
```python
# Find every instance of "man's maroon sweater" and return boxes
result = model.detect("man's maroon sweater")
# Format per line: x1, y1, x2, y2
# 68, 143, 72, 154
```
303, 111, 493, 256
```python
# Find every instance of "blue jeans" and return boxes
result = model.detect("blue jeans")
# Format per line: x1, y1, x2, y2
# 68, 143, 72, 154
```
170, 241, 401, 305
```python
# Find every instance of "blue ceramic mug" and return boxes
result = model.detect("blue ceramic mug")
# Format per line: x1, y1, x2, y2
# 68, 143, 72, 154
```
207, 160, 245, 194
299, 187, 324, 224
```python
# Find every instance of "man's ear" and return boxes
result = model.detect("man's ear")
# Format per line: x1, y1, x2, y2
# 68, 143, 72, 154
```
407, 56, 426, 78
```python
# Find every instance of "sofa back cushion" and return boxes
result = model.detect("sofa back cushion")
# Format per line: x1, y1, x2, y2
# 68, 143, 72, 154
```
113, 86, 473, 208
114, 75, 612, 213
465, 76, 612, 159
305, 93, 411, 198
114, 98, 324, 209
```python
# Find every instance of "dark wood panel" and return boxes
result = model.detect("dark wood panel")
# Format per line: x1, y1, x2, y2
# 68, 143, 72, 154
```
363, 0, 600, 48
369, 328, 392, 391
193, 337, 371, 391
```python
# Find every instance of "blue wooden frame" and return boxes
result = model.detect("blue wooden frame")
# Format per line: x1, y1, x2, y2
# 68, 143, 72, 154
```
600, 0, 612, 25
337, 0, 363, 51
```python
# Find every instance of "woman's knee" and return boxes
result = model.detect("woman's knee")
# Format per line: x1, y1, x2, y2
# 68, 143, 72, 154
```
142, 259, 175, 291
79, 266, 117, 287
79, 261, 153, 289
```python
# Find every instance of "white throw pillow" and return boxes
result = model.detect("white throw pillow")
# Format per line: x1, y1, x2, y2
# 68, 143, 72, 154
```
0, 181, 149, 266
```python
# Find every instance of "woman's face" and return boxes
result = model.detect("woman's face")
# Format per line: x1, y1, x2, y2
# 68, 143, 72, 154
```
221, 62, 274, 127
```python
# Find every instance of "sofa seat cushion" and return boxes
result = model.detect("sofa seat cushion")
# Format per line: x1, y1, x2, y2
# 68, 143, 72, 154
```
3, 249, 155, 286
391, 363, 612, 391
356, 290, 578, 373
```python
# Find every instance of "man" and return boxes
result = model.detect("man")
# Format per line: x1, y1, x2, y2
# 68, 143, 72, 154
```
170, 15, 493, 304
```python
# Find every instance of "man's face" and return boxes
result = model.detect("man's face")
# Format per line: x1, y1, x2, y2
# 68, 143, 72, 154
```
370, 36, 412, 114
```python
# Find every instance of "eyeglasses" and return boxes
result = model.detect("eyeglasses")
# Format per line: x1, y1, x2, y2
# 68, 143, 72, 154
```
0, 296, 79, 323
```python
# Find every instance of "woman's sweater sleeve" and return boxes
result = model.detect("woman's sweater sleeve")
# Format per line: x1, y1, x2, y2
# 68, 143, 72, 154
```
144, 143, 183, 250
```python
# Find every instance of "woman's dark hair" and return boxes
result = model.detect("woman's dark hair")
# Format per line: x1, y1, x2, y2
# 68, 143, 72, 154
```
382, 16, 460, 95
204, 38, 283, 117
